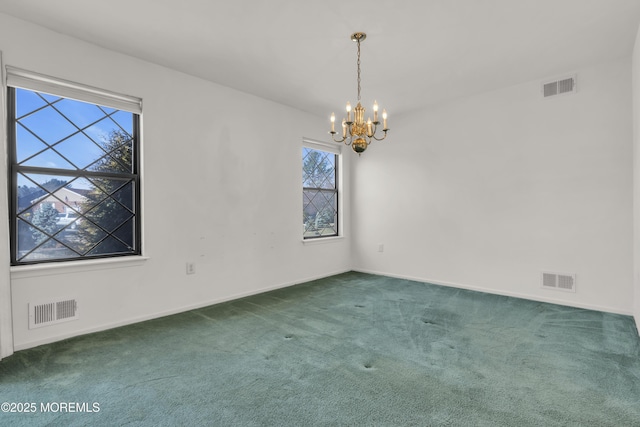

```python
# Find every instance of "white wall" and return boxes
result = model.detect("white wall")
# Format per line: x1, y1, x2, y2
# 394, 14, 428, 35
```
0, 51, 13, 358
353, 58, 634, 315
633, 26, 640, 332
0, 13, 351, 351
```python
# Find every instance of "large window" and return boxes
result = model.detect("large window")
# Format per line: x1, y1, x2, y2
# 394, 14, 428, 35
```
303, 141, 339, 239
7, 68, 142, 265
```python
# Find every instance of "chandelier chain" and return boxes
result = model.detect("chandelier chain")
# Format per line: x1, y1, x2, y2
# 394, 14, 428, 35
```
356, 38, 361, 101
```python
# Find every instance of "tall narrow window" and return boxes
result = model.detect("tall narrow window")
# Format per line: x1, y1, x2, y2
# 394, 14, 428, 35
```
303, 141, 339, 239
7, 68, 142, 265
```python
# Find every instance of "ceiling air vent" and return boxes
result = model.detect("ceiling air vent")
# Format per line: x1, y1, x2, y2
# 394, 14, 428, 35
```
542, 75, 576, 98
541, 272, 576, 293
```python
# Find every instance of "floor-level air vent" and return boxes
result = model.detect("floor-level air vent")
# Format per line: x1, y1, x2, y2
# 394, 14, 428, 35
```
542, 75, 576, 98
541, 272, 576, 293
29, 298, 78, 329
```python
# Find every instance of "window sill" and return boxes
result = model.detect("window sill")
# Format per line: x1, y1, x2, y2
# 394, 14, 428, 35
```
10, 255, 150, 279
302, 236, 344, 245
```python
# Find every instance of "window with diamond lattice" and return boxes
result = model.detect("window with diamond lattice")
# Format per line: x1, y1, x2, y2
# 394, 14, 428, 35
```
8, 76, 141, 265
303, 147, 338, 239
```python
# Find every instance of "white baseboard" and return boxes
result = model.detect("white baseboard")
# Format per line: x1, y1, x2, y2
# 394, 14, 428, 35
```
15, 267, 638, 351
14, 268, 351, 351
353, 268, 635, 317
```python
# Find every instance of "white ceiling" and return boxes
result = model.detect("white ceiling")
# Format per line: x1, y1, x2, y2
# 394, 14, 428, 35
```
1, 0, 640, 119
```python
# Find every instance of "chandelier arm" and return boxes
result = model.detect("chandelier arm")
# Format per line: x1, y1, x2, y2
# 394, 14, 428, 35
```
370, 130, 389, 141
329, 132, 347, 143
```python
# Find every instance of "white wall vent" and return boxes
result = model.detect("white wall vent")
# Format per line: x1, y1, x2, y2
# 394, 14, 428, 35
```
541, 272, 576, 293
542, 75, 576, 98
29, 298, 78, 329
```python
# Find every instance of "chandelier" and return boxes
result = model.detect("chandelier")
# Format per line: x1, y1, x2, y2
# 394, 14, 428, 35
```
329, 32, 388, 155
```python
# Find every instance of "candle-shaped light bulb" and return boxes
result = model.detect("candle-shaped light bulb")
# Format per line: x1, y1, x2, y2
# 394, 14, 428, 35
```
367, 117, 373, 136
373, 101, 379, 122
382, 109, 388, 129
342, 118, 347, 138
330, 112, 335, 132
346, 102, 352, 122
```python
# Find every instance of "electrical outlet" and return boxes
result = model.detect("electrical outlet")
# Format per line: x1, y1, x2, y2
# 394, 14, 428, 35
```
186, 262, 196, 275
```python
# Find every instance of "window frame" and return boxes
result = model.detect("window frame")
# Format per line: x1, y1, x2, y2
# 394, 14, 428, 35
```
6, 67, 142, 266
302, 138, 341, 240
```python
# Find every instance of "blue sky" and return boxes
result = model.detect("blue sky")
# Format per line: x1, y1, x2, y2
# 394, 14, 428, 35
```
15, 88, 134, 190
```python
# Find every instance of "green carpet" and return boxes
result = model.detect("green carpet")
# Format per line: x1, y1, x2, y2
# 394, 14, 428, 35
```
1, 272, 639, 426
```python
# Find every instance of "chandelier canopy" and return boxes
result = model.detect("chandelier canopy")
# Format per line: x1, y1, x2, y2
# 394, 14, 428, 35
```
329, 32, 388, 155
